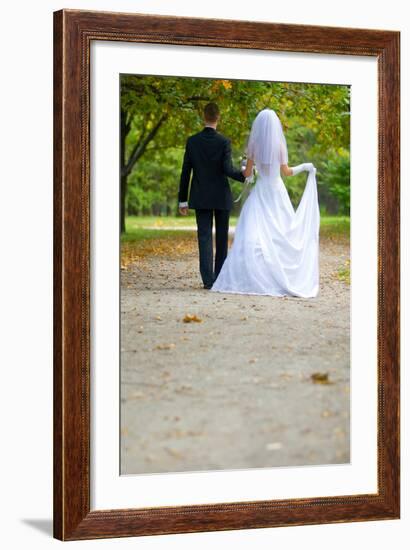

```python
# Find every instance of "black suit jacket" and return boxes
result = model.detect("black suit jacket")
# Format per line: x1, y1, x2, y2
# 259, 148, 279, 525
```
178, 127, 245, 210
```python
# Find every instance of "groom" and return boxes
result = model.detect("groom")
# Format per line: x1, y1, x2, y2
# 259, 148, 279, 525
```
178, 103, 246, 289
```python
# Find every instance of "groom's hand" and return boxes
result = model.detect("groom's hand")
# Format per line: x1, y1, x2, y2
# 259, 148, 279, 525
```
179, 206, 188, 216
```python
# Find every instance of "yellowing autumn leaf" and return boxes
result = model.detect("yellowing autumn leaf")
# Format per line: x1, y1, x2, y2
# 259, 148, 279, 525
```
311, 372, 332, 384
155, 343, 176, 350
121, 234, 197, 269
183, 314, 202, 323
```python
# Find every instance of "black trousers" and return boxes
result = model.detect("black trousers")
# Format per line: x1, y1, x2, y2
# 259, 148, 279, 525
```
195, 209, 230, 287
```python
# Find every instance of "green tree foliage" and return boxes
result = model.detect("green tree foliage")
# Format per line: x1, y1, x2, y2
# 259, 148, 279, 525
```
320, 151, 351, 215
120, 75, 350, 230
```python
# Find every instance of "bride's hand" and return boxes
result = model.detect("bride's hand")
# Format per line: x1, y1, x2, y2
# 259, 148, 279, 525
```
306, 163, 317, 175
242, 158, 254, 178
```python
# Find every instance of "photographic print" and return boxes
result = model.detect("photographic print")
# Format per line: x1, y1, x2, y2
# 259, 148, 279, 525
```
54, 10, 400, 539
120, 74, 351, 475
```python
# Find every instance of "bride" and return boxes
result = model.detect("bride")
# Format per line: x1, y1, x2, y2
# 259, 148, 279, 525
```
211, 108, 320, 298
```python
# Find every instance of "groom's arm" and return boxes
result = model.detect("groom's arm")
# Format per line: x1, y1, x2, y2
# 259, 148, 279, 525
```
178, 139, 192, 208
222, 138, 246, 183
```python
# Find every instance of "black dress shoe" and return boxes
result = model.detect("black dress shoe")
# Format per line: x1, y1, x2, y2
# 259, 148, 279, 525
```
203, 284, 213, 290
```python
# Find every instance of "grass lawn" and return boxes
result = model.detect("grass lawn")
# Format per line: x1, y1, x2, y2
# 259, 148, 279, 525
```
319, 215, 350, 238
125, 215, 232, 230
123, 215, 350, 243
121, 215, 350, 281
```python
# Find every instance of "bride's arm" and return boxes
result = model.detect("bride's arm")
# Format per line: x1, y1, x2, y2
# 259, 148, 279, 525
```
281, 163, 315, 176
242, 158, 254, 178
280, 164, 293, 177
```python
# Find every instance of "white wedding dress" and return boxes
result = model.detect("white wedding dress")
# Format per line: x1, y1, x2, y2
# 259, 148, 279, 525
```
211, 109, 320, 298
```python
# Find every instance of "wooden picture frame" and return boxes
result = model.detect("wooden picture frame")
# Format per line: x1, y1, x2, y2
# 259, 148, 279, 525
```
53, 8, 400, 540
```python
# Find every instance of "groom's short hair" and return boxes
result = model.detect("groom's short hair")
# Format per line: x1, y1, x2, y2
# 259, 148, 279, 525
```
204, 102, 220, 123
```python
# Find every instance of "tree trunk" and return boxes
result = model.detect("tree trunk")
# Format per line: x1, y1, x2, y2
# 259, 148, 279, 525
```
120, 109, 129, 234
120, 174, 127, 233
120, 110, 167, 232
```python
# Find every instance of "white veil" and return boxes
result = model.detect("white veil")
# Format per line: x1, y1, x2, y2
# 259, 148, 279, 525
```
246, 108, 288, 176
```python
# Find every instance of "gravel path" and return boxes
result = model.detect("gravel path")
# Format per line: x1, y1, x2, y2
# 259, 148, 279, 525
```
121, 235, 350, 475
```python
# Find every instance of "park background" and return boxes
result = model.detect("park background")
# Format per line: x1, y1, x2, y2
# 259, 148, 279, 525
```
121, 75, 350, 217
120, 75, 351, 274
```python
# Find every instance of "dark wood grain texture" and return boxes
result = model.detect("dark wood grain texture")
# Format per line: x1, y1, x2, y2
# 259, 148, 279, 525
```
53, 10, 63, 540
53, 9, 400, 541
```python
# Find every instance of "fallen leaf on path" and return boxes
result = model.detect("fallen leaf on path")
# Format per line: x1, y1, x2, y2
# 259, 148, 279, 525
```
164, 446, 184, 459
121, 235, 196, 268
183, 314, 202, 323
266, 442, 283, 451
129, 391, 145, 399
175, 384, 194, 394
155, 343, 176, 350
311, 372, 332, 384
